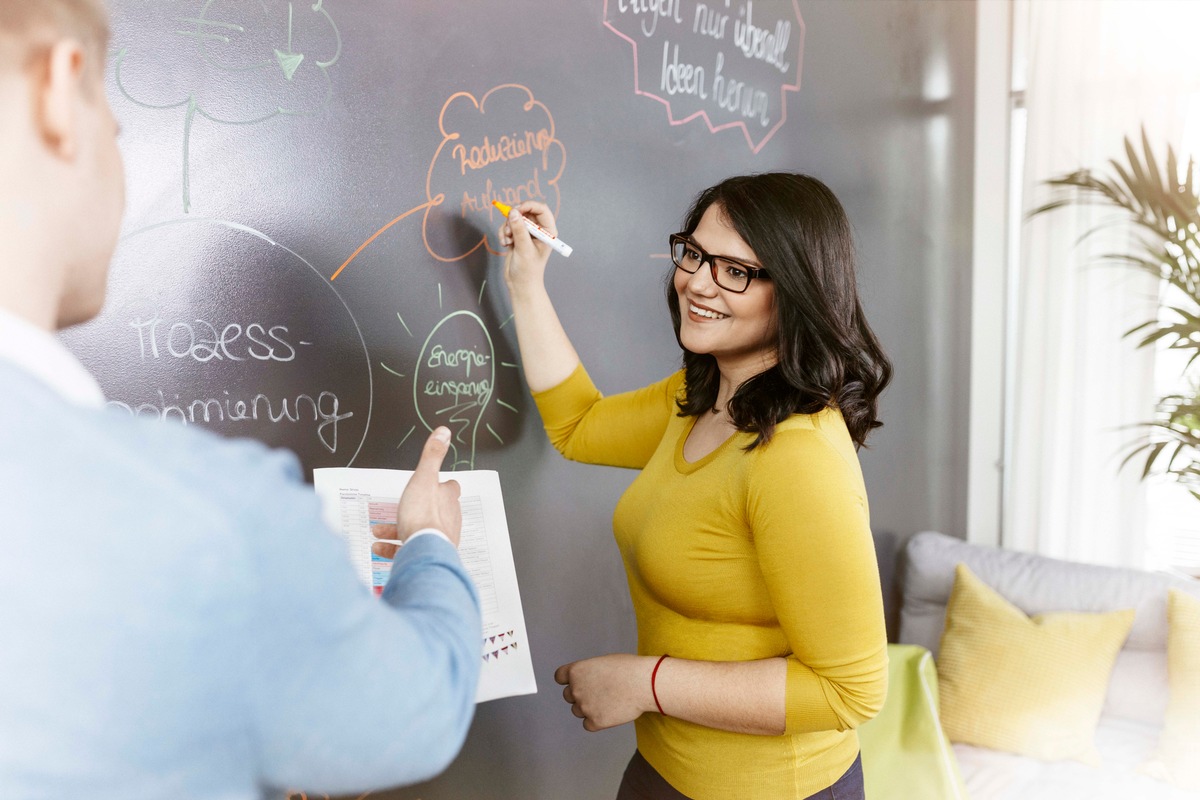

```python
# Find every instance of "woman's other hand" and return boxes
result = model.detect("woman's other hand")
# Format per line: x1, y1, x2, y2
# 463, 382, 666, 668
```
555, 654, 657, 731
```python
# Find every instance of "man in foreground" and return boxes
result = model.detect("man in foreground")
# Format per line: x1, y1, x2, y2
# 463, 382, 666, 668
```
0, 1, 481, 796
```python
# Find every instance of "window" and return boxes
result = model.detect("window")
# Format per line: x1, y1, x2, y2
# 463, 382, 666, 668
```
1001, 0, 1200, 575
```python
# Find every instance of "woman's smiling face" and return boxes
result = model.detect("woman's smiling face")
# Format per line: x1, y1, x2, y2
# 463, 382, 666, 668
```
673, 204, 778, 374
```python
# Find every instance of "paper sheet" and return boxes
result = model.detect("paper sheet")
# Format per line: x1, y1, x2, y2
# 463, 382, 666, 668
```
313, 467, 536, 703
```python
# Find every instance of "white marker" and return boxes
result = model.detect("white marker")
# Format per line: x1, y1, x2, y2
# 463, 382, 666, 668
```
494, 200, 573, 258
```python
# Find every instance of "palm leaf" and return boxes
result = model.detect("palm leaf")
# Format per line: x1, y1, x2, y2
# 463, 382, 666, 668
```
1140, 129, 1171, 218
1123, 137, 1150, 206
1167, 145, 1179, 197
1035, 130, 1200, 496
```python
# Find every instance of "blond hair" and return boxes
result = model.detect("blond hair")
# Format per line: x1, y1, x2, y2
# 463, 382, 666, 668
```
0, 0, 110, 76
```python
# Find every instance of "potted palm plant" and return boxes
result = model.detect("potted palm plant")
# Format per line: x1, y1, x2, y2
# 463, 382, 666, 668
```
1034, 130, 1200, 498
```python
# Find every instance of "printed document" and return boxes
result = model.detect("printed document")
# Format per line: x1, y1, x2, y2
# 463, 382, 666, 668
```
313, 467, 536, 703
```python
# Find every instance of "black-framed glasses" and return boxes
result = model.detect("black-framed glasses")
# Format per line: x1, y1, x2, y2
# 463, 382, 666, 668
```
669, 234, 769, 293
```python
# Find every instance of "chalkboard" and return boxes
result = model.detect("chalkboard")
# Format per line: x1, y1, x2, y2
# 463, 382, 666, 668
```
62, 1, 977, 798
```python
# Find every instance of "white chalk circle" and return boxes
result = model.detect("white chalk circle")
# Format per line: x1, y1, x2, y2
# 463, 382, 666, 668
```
62, 218, 373, 471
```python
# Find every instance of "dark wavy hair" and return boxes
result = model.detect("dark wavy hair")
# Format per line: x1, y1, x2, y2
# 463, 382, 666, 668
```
667, 173, 892, 449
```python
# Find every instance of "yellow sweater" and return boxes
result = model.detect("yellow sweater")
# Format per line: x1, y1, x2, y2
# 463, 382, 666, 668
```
532, 365, 888, 800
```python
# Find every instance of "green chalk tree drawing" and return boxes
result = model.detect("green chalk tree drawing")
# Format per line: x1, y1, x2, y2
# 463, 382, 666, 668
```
115, 0, 341, 212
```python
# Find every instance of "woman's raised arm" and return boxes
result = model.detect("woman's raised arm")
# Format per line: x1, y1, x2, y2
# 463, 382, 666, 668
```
500, 200, 580, 393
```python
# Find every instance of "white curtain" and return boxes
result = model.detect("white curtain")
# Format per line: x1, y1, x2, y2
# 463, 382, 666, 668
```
1005, 0, 1200, 567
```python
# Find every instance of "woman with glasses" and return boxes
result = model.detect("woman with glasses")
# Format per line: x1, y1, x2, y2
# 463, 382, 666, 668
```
498, 173, 891, 800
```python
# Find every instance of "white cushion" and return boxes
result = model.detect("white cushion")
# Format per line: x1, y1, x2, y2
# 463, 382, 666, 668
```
953, 717, 1196, 800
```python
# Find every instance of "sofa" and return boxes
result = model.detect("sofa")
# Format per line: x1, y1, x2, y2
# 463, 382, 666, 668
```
861, 530, 1200, 800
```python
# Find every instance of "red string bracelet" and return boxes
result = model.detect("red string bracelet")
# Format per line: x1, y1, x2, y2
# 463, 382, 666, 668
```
651, 654, 669, 716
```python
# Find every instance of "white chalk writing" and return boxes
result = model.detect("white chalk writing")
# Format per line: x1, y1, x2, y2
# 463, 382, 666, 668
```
733, 2, 791, 73
130, 318, 300, 363
713, 52, 770, 126
661, 41, 707, 99
693, 3, 730, 40
109, 388, 352, 453
617, 0, 684, 37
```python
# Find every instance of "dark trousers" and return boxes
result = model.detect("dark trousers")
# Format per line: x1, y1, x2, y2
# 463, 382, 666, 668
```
615, 750, 865, 800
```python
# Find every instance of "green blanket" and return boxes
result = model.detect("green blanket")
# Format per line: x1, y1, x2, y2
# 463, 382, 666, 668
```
859, 644, 969, 799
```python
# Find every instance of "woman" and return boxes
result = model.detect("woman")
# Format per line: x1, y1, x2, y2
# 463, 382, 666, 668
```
499, 173, 891, 800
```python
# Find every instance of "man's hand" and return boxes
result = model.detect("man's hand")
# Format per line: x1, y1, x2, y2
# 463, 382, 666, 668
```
371, 427, 461, 558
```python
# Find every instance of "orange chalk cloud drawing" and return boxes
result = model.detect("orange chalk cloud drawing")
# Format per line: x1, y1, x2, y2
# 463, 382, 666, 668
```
331, 84, 566, 281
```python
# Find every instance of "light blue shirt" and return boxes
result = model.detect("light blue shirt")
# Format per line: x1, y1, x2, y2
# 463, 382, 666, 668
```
0, 312, 482, 799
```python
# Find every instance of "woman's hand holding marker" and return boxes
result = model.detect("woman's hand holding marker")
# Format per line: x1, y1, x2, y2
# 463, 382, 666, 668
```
496, 199, 572, 270
499, 200, 555, 289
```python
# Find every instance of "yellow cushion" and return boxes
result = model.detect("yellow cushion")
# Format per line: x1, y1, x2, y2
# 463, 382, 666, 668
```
1143, 589, 1200, 790
936, 563, 1134, 764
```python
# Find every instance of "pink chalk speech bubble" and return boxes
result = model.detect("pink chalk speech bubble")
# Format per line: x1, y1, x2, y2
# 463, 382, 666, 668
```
604, 0, 805, 154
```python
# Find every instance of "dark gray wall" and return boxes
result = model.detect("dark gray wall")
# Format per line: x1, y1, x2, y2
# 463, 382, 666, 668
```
63, 1, 976, 797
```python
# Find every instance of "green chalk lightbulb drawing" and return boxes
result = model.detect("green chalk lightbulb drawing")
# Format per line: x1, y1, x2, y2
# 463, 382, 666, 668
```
382, 282, 521, 470
414, 311, 496, 471
114, 0, 341, 213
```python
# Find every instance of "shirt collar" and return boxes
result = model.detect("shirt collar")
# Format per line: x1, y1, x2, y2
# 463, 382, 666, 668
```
0, 308, 105, 408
